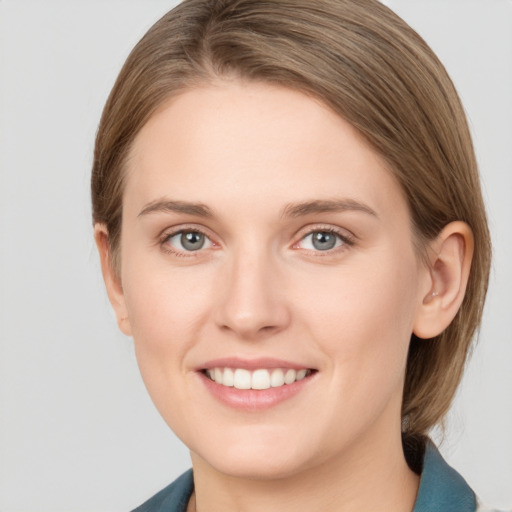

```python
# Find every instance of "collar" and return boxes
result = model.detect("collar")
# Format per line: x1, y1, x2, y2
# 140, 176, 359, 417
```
131, 469, 193, 512
413, 441, 476, 512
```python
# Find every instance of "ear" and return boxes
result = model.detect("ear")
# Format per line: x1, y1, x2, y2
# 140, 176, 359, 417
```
94, 223, 132, 336
413, 221, 474, 339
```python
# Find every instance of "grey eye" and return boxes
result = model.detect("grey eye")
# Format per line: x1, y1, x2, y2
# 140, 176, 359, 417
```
311, 231, 337, 250
298, 230, 344, 251
166, 230, 212, 252
180, 231, 205, 251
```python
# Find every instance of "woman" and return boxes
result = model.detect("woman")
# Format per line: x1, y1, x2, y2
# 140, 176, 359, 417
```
91, 0, 499, 510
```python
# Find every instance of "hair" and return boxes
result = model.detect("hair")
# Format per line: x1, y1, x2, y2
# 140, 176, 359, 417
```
91, 0, 491, 439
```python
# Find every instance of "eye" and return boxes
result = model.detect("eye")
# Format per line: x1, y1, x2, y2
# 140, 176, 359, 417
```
164, 230, 213, 253
297, 230, 350, 252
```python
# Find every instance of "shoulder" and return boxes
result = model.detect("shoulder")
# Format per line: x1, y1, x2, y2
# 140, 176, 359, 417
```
131, 469, 194, 512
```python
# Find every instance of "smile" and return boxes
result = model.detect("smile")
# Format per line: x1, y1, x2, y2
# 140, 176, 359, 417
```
204, 367, 312, 390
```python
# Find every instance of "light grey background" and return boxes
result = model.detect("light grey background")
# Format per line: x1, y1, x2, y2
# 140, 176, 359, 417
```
0, 1, 511, 511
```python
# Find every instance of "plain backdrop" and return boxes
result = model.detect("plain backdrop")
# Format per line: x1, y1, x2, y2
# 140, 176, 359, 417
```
0, 1, 511, 511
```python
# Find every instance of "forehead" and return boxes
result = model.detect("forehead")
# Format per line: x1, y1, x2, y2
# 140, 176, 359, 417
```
124, 80, 407, 221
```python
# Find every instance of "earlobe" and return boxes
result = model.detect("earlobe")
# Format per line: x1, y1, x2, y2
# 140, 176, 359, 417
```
94, 224, 132, 336
413, 221, 474, 340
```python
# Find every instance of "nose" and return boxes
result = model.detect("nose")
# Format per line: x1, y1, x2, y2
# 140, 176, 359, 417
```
213, 246, 291, 340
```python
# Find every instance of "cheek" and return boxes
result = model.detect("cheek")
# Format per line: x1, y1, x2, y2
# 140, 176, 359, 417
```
121, 255, 214, 366
297, 250, 420, 378
287, 252, 422, 449
120, 262, 216, 425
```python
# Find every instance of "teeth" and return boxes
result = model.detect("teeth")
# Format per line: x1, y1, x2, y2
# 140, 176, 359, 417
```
296, 369, 307, 381
284, 369, 296, 384
251, 369, 271, 390
205, 367, 311, 389
223, 367, 234, 387
233, 369, 251, 389
270, 369, 285, 387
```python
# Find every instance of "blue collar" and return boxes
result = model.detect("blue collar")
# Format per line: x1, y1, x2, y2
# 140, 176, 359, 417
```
132, 441, 476, 512
131, 469, 193, 512
413, 441, 476, 512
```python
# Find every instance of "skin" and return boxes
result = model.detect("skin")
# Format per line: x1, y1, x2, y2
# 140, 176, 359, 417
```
96, 80, 473, 512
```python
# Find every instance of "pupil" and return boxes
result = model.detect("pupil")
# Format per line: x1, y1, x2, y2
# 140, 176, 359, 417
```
312, 231, 336, 250
181, 232, 204, 251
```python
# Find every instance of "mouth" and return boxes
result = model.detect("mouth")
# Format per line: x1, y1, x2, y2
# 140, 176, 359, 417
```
202, 367, 314, 390
197, 358, 318, 410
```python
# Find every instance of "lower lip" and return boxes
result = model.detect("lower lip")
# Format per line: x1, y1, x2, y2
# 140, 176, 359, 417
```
199, 372, 315, 411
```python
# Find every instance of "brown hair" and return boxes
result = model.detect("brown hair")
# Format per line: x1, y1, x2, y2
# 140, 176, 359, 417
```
91, 0, 491, 437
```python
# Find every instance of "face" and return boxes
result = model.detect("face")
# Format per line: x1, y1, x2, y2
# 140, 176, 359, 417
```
109, 81, 431, 479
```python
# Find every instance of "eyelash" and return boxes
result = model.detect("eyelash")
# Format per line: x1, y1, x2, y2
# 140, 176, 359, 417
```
158, 225, 355, 257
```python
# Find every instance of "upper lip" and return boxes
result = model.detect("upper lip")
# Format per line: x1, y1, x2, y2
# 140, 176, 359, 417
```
199, 357, 315, 371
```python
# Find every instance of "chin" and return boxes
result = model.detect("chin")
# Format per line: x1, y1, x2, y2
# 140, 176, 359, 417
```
190, 430, 320, 481
208, 453, 309, 481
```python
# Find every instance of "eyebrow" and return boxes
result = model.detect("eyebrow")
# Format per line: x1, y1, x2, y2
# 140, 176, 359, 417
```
281, 199, 378, 218
138, 199, 213, 218
137, 198, 377, 220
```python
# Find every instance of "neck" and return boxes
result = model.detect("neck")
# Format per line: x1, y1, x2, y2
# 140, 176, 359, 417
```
190, 428, 420, 512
